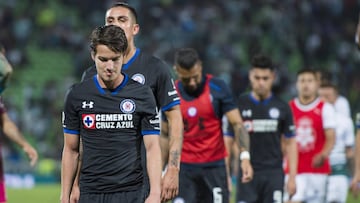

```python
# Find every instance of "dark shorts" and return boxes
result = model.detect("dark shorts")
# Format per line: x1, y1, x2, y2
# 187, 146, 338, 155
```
79, 190, 142, 203
173, 162, 229, 203
236, 169, 284, 203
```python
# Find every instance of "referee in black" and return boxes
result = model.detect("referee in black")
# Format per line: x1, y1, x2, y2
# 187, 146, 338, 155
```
234, 54, 298, 203
61, 25, 162, 203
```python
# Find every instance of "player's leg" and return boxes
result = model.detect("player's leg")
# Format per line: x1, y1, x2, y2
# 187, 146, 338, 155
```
172, 164, 198, 203
262, 170, 284, 203
326, 175, 349, 203
236, 168, 258, 203
306, 174, 327, 203
200, 165, 229, 203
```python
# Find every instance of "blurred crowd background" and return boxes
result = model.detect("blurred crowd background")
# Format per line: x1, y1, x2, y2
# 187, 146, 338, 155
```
0, 0, 360, 184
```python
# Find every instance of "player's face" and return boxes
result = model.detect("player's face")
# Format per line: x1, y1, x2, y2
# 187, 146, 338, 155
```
296, 72, 318, 99
249, 68, 274, 99
105, 6, 139, 45
92, 45, 124, 84
176, 62, 202, 94
318, 87, 336, 104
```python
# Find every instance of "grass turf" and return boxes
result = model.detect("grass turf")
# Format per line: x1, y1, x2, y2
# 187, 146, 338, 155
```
6, 183, 360, 203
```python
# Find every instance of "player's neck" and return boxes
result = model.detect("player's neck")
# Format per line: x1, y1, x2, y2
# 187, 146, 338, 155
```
124, 45, 137, 63
97, 74, 125, 90
251, 91, 272, 101
298, 95, 317, 105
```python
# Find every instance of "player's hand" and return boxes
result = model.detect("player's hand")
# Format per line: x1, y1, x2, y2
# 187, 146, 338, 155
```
240, 159, 253, 183
145, 193, 161, 203
23, 144, 38, 167
286, 176, 296, 199
160, 167, 179, 202
70, 184, 80, 203
350, 174, 360, 198
312, 153, 326, 168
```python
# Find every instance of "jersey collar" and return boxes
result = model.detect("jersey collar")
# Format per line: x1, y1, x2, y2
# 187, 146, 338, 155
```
122, 48, 140, 70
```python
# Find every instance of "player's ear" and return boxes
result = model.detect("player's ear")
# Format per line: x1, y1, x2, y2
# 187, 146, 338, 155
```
132, 23, 140, 36
91, 51, 96, 61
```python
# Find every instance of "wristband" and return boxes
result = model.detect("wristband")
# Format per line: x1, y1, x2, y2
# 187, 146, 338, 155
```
240, 151, 250, 160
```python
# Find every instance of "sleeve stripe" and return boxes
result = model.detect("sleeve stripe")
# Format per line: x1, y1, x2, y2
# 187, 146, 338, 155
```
284, 133, 295, 138
161, 100, 180, 112
142, 130, 160, 136
63, 128, 80, 135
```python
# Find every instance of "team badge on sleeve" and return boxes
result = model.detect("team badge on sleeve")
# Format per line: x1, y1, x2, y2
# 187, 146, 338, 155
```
131, 73, 145, 84
82, 114, 96, 129
120, 99, 136, 113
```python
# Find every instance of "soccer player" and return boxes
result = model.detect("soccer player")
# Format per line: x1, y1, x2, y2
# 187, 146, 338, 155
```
318, 83, 355, 203
0, 51, 38, 203
234, 54, 297, 203
60, 25, 162, 203
351, 112, 360, 198
0, 50, 13, 94
161, 48, 252, 203
285, 69, 336, 203
77, 2, 183, 202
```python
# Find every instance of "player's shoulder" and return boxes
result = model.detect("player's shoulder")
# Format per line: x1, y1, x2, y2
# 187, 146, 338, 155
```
138, 51, 168, 68
126, 78, 153, 94
269, 95, 289, 107
208, 76, 229, 92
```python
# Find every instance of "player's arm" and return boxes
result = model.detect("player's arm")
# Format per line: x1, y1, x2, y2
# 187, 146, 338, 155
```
163, 106, 182, 171
61, 133, 80, 203
313, 103, 336, 167
1, 112, 38, 166
283, 135, 297, 197
351, 128, 360, 197
160, 119, 169, 169
356, 13, 360, 49
312, 128, 335, 167
143, 134, 162, 203
225, 108, 252, 183
162, 107, 182, 201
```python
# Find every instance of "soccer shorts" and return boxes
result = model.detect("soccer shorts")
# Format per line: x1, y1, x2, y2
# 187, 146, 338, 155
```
236, 169, 284, 203
79, 190, 141, 203
326, 175, 349, 203
173, 163, 229, 203
284, 173, 327, 203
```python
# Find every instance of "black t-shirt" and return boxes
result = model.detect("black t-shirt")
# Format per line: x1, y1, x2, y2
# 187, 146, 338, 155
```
63, 74, 160, 193
81, 48, 180, 111
237, 93, 295, 172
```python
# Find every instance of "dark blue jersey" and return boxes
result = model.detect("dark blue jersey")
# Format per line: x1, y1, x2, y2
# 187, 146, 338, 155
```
81, 48, 180, 111
235, 93, 295, 172
175, 75, 237, 119
63, 75, 160, 193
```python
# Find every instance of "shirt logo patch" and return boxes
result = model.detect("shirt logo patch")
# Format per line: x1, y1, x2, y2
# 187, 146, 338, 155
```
131, 73, 145, 84
269, 107, 280, 119
82, 101, 94, 109
82, 114, 96, 129
120, 99, 136, 113
242, 109, 252, 117
187, 107, 197, 117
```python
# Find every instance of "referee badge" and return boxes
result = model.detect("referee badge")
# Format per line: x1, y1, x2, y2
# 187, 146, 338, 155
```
120, 99, 136, 113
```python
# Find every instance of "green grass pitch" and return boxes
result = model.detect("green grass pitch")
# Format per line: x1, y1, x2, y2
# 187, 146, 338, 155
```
5, 183, 360, 203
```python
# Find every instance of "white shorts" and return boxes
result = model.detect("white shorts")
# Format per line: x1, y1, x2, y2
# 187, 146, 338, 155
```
284, 173, 327, 203
326, 175, 349, 203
